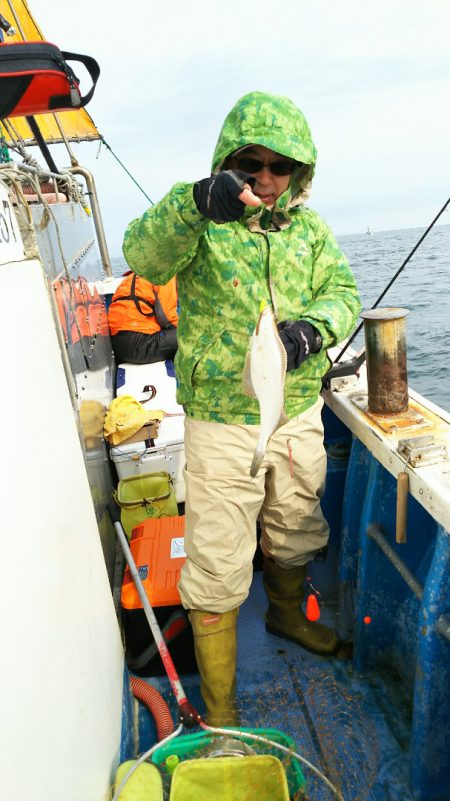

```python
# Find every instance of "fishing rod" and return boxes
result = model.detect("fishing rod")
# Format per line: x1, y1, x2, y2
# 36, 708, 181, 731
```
323, 195, 450, 386
99, 137, 154, 205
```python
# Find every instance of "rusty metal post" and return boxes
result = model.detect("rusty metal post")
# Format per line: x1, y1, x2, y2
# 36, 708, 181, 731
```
360, 308, 409, 414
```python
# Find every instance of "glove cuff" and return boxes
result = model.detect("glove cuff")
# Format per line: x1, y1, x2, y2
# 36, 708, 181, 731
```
302, 322, 322, 353
279, 320, 322, 353
277, 319, 322, 371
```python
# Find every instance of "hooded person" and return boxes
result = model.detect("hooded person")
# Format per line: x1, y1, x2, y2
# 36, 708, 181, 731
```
123, 91, 361, 726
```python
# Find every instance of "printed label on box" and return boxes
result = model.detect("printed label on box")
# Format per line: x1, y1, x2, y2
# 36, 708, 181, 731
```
171, 537, 186, 559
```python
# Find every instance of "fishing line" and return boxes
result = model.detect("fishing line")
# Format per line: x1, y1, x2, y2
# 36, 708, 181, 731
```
198, 724, 345, 801
334, 195, 450, 364
100, 138, 154, 205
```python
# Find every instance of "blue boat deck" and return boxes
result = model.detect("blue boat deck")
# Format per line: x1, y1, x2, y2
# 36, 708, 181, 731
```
119, 407, 450, 801
122, 571, 417, 801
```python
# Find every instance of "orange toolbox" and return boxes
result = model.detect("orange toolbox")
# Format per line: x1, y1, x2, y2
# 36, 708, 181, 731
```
121, 515, 186, 609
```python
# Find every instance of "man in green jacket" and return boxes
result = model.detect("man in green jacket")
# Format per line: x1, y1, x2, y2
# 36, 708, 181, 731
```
123, 91, 361, 726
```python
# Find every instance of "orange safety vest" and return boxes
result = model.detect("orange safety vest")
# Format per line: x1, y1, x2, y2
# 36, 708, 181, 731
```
108, 273, 178, 337
53, 276, 89, 343
74, 277, 94, 339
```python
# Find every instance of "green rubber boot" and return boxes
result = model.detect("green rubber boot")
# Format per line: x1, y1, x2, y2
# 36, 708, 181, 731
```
263, 556, 339, 656
189, 608, 239, 727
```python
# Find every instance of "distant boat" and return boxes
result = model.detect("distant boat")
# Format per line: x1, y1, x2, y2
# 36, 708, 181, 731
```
366, 226, 374, 235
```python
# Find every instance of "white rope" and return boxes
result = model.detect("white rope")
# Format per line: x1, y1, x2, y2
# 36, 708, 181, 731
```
203, 725, 345, 801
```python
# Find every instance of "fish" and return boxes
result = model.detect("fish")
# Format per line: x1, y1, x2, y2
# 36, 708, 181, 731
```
243, 303, 288, 477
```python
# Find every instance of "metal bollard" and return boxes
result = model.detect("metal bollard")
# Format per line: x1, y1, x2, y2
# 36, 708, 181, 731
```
360, 308, 409, 414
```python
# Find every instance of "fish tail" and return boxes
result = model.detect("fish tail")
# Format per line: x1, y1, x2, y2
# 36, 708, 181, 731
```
250, 446, 265, 478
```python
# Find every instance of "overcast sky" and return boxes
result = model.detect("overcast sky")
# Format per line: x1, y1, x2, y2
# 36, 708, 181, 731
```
24, 0, 450, 256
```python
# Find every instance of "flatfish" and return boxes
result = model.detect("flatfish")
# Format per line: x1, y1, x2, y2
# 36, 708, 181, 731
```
243, 303, 288, 477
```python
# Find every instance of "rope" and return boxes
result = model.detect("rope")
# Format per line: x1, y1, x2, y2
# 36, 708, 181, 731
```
0, 133, 12, 164
0, 118, 30, 161
0, 163, 36, 229
99, 138, 154, 205
59, 168, 92, 214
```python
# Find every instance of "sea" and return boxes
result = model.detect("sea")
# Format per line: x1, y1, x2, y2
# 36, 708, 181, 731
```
337, 224, 449, 413
111, 223, 450, 413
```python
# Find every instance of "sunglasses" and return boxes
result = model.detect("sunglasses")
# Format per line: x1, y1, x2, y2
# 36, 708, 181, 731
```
235, 156, 297, 176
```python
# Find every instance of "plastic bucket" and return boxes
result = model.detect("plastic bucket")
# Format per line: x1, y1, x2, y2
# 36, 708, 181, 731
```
152, 728, 306, 798
115, 471, 178, 538
169, 754, 290, 801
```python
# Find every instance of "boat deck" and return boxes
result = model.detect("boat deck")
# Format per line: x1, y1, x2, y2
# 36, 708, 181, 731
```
122, 571, 415, 801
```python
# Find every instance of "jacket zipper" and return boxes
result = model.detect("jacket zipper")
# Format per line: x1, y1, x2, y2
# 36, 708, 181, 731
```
265, 233, 279, 321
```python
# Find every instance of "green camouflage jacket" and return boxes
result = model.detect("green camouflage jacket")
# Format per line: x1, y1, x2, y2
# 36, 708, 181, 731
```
123, 91, 361, 424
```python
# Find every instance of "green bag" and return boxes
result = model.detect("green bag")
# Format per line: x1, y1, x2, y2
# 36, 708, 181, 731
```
115, 471, 178, 539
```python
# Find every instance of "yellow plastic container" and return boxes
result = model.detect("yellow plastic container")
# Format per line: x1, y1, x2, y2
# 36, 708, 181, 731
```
169, 755, 290, 801
151, 727, 306, 795
115, 471, 178, 538
114, 760, 163, 800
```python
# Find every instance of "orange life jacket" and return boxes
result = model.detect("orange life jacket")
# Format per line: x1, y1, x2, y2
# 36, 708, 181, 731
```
74, 277, 93, 339
53, 277, 70, 343
53, 277, 88, 343
108, 274, 178, 337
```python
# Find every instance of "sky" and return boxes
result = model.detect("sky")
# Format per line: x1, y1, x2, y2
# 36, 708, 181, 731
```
20, 0, 450, 257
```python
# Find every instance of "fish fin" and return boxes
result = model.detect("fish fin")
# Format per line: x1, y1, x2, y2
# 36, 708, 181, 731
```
250, 446, 265, 478
242, 350, 256, 398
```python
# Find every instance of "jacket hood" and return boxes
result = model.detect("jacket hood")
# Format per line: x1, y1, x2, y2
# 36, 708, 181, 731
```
211, 91, 317, 207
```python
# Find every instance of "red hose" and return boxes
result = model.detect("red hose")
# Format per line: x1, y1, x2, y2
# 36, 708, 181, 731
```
130, 675, 174, 741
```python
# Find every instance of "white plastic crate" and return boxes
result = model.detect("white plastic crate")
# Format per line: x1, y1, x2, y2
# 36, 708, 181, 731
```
111, 362, 186, 502
115, 361, 184, 413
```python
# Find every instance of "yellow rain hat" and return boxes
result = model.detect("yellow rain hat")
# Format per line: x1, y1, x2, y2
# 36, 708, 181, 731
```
104, 395, 164, 446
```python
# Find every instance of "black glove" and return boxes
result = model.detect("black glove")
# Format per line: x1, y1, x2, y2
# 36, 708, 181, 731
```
193, 170, 256, 223
278, 320, 322, 371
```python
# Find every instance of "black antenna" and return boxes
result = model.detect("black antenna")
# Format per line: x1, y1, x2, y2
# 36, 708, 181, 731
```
26, 116, 59, 174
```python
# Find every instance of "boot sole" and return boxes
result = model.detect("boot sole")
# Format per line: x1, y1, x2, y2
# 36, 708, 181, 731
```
265, 622, 339, 657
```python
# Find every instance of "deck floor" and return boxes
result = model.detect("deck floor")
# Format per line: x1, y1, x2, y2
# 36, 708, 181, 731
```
131, 572, 415, 801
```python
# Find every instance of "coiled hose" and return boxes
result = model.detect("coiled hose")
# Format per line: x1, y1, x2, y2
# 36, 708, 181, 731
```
130, 675, 174, 741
